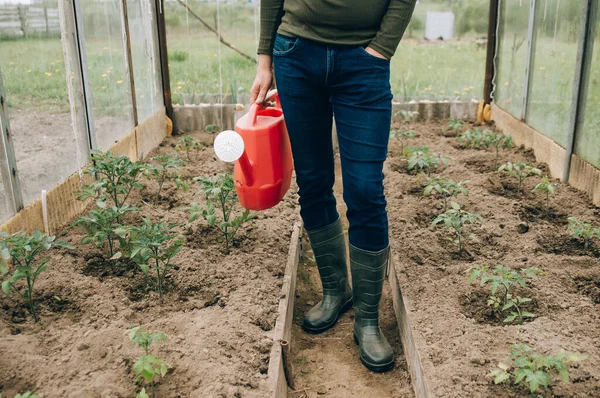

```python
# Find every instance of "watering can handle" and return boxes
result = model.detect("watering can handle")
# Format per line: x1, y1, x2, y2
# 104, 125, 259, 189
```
248, 89, 281, 126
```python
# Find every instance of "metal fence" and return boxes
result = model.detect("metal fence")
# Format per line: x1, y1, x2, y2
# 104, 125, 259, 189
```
494, 0, 599, 177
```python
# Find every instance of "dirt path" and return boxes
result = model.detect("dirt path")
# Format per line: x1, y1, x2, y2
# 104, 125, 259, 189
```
288, 155, 413, 398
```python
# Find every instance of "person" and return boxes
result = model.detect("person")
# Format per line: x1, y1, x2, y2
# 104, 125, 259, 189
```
251, 0, 417, 373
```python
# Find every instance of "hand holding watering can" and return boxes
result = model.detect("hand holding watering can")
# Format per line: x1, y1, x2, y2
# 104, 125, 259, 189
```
214, 90, 294, 211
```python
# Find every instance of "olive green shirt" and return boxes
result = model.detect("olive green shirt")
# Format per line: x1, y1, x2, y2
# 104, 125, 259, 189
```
258, 0, 417, 59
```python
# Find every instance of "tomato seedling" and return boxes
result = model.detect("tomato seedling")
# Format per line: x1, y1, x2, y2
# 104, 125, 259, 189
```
447, 119, 464, 135
73, 203, 138, 265
432, 202, 483, 253
0, 230, 73, 322
423, 177, 469, 211
459, 128, 491, 149
532, 176, 557, 218
467, 265, 544, 324
0, 393, 40, 398
76, 150, 145, 208
145, 154, 186, 203
395, 109, 419, 123
390, 129, 417, 154
125, 326, 169, 398
498, 162, 542, 192
205, 124, 220, 133
567, 217, 600, 252
128, 218, 184, 300
187, 173, 255, 254
486, 132, 515, 168
489, 344, 587, 394
175, 136, 204, 161
407, 147, 449, 176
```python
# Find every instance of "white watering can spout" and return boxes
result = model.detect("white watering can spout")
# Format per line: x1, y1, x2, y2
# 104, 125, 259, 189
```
214, 130, 245, 163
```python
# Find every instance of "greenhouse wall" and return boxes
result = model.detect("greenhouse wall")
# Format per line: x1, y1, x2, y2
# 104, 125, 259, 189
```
0, 0, 167, 229
493, 0, 600, 204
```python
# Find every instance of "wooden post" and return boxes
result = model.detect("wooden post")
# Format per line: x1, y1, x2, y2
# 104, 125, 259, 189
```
17, 5, 27, 38
120, 0, 139, 127
44, 6, 49, 35
155, 0, 173, 121
0, 71, 24, 215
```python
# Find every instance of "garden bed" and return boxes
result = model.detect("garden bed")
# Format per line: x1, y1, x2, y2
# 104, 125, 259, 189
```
385, 121, 600, 397
0, 131, 300, 397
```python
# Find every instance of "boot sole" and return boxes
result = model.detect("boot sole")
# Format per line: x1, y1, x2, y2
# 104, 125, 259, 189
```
302, 297, 353, 334
353, 333, 394, 373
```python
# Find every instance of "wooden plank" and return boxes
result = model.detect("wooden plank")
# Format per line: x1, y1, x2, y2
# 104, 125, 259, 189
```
267, 220, 302, 398
389, 254, 434, 398
135, 107, 166, 160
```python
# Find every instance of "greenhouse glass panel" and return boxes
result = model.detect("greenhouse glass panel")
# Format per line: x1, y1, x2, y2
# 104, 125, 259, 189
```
393, 0, 488, 102
80, 0, 135, 150
495, 0, 531, 117
127, 0, 163, 122
165, 0, 258, 108
0, 0, 86, 211
526, 0, 582, 147
574, 8, 600, 168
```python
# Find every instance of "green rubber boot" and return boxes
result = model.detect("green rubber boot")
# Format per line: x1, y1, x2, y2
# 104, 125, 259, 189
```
350, 244, 394, 372
303, 218, 353, 334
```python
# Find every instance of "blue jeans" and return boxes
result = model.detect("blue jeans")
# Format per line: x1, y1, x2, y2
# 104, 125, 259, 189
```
273, 34, 392, 251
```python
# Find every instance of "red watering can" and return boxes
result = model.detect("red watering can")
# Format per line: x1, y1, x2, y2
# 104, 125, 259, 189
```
214, 90, 294, 211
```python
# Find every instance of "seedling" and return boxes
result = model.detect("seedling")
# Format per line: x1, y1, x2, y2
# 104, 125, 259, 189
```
567, 217, 600, 252
408, 149, 449, 176
0, 393, 40, 398
187, 173, 255, 254
174, 136, 204, 161
459, 128, 491, 149
498, 162, 542, 192
423, 177, 469, 211
128, 218, 184, 300
125, 326, 169, 398
489, 344, 587, 394
205, 124, 220, 133
73, 203, 138, 264
433, 202, 483, 253
532, 176, 557, 218
467, 265, 544, 323
447, 119, 464, 135
145, 154, 186, 203
0, 230, 73, 322
76, 150, 145, 208
485, 132, 515, 168
396, 109, 419, 123
390, 129, 416, 154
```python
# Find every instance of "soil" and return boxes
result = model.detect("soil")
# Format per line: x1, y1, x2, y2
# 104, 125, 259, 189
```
386, 120, 600, 397
0, 130, 300, 397
288, 156, 413, 398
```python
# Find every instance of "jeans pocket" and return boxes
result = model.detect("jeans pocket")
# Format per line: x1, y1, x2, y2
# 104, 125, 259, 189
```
357, 46, 390, 64
273, 34, 301, 56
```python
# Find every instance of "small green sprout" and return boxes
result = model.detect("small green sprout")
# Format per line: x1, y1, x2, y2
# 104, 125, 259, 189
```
467, 265, 544, 324
498, 162, 542, 192
532, 176, 557, 218
390, 129, 417, 154
175, 136, 204, 161
0, 393, 41, 398
567, 217, 600, 252
395, 109, 419, 123
73, 203, 138, 263
433, 202, 483, 253
489, 345, 587, 394
447, 119, 464, 135
128, 218, 184, 300
205, 124, 220, 133
145, 154, 186, 203
0, 230, 73, 322
423, 177, 469, 211
459, 128, 491, 149
126, 326, 170, 398
407, 147, 449, 176
186, 174, 255, 254
485, 132, 515, 168
76, 150, 145, 208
